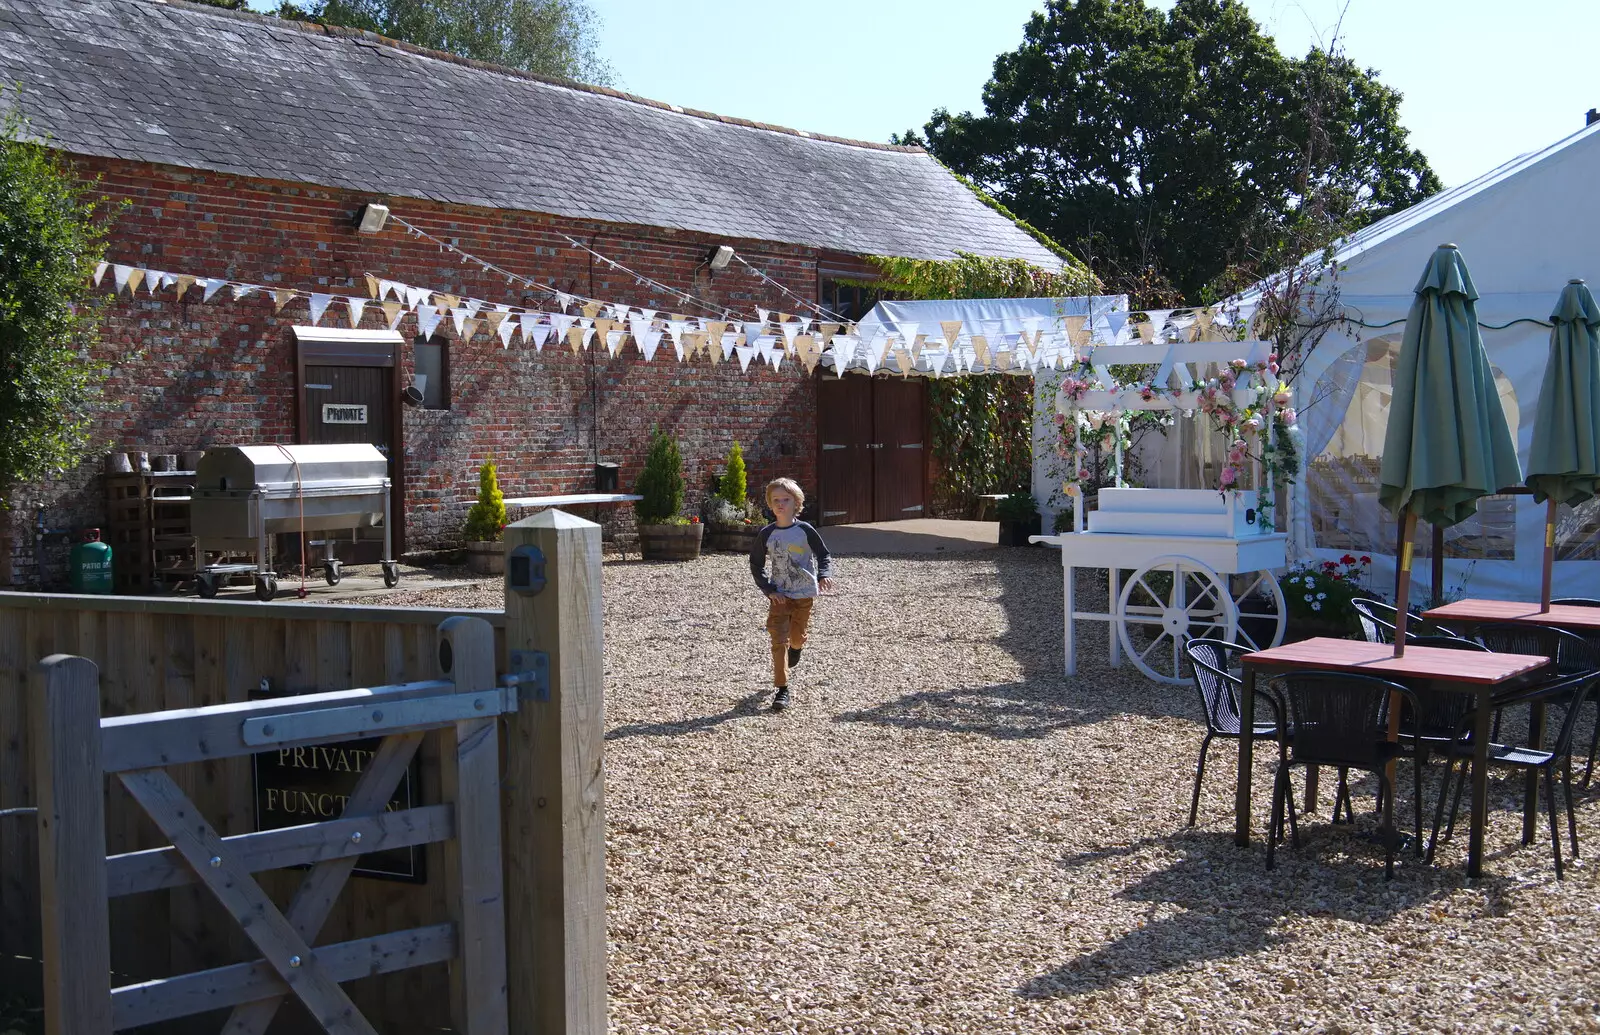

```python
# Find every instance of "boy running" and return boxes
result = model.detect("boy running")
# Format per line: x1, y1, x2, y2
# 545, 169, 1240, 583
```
749, 477, 833, 711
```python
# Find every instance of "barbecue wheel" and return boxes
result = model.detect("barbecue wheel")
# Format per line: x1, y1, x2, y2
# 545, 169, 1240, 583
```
381, 561, 400, 588
254, 575, 277, 601
196, 574, 218, 599
324, 561, 342, 587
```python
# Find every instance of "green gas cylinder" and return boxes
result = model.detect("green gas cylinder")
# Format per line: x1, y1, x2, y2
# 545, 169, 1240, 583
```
70, 528, 114, 594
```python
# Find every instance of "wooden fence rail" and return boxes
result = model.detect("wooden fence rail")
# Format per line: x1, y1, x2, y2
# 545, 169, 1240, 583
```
33, 616, 508, 1035
2, 506, 607, 1035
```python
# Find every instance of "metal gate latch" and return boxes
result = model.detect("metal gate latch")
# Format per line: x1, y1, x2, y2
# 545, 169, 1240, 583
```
504, 649, 551, 703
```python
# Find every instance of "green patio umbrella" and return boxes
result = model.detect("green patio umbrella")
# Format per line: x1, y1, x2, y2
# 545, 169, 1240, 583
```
1526, 279, 1600, 608
1378, 244, 1522, 654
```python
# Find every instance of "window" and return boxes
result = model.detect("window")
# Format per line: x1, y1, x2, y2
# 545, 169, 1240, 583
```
820, 279, 880, 322
413, 335, 449, 410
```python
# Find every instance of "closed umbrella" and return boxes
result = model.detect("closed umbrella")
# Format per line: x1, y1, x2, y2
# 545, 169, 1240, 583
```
1526, 279, 1600, 609
1378, 244, 1522, 654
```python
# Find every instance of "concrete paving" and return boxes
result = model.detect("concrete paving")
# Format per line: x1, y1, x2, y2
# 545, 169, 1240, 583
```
819, 519, 1001, 555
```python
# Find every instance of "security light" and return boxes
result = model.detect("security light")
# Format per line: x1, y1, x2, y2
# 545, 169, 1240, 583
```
356, 202, 390, 234
706, 244, 735, 271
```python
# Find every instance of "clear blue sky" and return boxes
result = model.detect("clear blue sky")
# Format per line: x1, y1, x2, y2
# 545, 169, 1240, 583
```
585, 0, 1596, 190
243, 0, 1596, 189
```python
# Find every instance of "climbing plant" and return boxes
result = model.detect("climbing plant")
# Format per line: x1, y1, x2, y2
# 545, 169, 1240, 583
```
855, 250, 1097, 517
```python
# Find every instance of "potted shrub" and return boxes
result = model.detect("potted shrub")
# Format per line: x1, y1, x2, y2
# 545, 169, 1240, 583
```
463, 460, 508, 575
705, 441, 761, 552
634, 428, 702, 561
996, 491, 1042, 547
1273, 554, 1372, 643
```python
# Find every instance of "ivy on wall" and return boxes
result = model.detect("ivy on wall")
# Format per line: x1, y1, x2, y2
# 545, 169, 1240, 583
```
850, 251, 1098, 518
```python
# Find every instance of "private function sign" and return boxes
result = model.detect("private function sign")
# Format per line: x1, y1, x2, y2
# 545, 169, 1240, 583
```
322, 403, 368, 424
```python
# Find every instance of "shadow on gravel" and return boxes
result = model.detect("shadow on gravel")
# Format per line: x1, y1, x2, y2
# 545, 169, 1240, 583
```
1016, 829, 1510, 998
605, 690, 772, 740
832, 678, 1176, 740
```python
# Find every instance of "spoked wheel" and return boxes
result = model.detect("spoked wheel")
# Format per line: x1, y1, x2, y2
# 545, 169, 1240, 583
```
1231, 570, 1287, 652
1116, 555, 1238, 684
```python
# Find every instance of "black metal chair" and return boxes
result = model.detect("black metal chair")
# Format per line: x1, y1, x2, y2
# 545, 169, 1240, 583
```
1542, 599, 1600, 785
1269, 671, 1421, 879
1427, 671, 1598, 879
1183, 639, 1285, 827
1351, 598, 1461, 645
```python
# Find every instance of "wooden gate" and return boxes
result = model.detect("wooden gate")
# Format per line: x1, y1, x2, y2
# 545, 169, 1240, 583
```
816, 377, 926, 525
30, 617, 509, 1035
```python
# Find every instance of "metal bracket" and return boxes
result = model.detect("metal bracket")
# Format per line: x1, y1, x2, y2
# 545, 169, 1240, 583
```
504, 649, 551, 703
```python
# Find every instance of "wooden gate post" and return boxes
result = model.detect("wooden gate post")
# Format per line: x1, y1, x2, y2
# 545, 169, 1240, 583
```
501, 510, 606, 1035
30, 654, 112, 1035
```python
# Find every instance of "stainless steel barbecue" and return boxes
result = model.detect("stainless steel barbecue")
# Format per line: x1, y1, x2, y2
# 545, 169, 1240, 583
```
190, 443, 398, 599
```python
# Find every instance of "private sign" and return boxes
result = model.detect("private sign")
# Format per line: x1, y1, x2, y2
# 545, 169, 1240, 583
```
322, 403, 368, 424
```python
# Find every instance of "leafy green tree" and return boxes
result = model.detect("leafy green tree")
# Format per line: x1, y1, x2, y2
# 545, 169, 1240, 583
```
189, 0, 249, 8
0, 102, 114, 511
718, 441, 747, 510
634, 428, 684, 525
463, 459, 508, 541
276, 0, 614, 84
906, 0, 1440, 301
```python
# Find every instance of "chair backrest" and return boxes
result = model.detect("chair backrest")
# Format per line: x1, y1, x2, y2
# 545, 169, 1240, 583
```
1491, 671, 1600, 756
1406, 634, 1488, 651
1475, 622, 1597, 675
1184, 638, 1248, 733
1351, 598, 1397, 644
1279, 671, 1417, 768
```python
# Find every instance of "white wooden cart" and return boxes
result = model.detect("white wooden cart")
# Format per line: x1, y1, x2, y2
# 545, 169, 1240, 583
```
1032, 338, 1290, 683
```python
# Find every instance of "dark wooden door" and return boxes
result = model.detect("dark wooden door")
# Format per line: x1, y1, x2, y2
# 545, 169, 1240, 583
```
816, 376, 926, 525
873, 379, 926, 520
302, 365, 393, 562
818, 376, 874, 525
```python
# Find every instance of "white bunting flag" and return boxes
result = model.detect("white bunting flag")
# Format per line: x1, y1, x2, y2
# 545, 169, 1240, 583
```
416, 304, 443, 340
893, 323, 919, 355
757, 307, 770, 324
94, 262, 108, 286
448, 307, 468, 335
719, 331, 738, 362
523, 316, 550, 351
766, 347, 784, 373
112, 264, 133, 294
463, 298, 483, 318
145, 270, 167, 295
637, 325, 663, 361
742, 322, 767, 353
778, 320, 802, 350
405, 285, 430, 308
734, 344, 756, 372
549, 313, 576, 342
232, 284, 257, 301
308, 293, 334, 326
555, 291, 574, 311
605, 329, 627, 356
346, 297, 367, 328
378, 279, 399, 302
201, 277, 226, 302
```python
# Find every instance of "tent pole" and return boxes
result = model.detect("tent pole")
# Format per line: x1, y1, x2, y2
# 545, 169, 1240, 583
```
1541, 497, 1557, 611
1393, 510, 1418, 657
1431, 523, 1445, 609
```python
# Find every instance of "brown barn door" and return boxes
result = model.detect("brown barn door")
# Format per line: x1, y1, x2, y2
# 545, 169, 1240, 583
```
817, 376, 874, 525
872, 379, 926, 520
303, 364, 393, 562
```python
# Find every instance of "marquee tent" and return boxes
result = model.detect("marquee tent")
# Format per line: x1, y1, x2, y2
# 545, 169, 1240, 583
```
1253, 118, 1600, 601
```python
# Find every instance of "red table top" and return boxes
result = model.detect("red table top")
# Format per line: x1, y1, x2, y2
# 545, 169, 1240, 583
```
1241, 637, 1547, 685
1423, 598, 1600, 632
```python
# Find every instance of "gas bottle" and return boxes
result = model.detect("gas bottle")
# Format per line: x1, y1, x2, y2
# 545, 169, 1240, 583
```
70, 528, 114, 594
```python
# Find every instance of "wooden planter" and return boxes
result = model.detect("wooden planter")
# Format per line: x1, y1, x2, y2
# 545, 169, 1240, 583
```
639, 522, 704, 561
466, 540, 505, 575
706, 523, 760, 553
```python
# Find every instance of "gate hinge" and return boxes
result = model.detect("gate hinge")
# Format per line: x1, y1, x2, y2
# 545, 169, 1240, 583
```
503, 649, 551, 703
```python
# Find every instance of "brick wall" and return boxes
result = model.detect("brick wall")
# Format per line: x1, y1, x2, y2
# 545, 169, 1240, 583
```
15, 156, 825, 577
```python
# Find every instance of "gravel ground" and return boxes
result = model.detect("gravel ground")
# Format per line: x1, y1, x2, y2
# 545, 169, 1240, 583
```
370, 548, 1600, 1034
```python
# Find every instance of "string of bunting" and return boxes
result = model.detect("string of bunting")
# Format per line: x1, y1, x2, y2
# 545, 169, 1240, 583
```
88, 257, 1257, 378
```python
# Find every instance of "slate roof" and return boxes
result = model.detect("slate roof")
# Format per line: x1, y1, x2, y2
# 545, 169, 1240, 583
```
0, 0, 1062, 267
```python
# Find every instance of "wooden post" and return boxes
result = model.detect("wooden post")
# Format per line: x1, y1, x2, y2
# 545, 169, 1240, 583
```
436, 616, 509, 1035
501, 511, 606, 1035
1392, 511, 1418, 657
31, 654, 112, 1035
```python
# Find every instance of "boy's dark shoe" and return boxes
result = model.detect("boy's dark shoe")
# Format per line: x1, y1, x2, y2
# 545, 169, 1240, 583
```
772, 685, 790, 711
787, 647, 803, 668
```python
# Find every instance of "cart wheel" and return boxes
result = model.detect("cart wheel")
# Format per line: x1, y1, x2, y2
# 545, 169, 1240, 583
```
1231, 570, 1287, 652
324, 562, 342, 587
254, 576, 277, 602
1115, 555, 1238, 685
381, 561, 400, 588
196, 574, 219, 599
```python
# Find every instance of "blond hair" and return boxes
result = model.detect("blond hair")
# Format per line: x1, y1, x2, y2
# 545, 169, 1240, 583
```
765, 477, 806, 510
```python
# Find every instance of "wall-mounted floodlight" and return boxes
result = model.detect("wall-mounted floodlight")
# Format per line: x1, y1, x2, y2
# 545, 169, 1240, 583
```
356, 202, 390, 234
706, 244, 734, 271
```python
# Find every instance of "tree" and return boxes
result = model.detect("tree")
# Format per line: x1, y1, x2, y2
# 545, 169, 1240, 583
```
910, 0, 1440, 302
276, 0, 614, 84
0, 101, 114, 512
463, 459, 507, 541
189, 0, 249, 8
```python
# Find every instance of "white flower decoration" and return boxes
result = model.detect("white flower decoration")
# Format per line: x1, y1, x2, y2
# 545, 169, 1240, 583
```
1312, 602, 1323, 611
